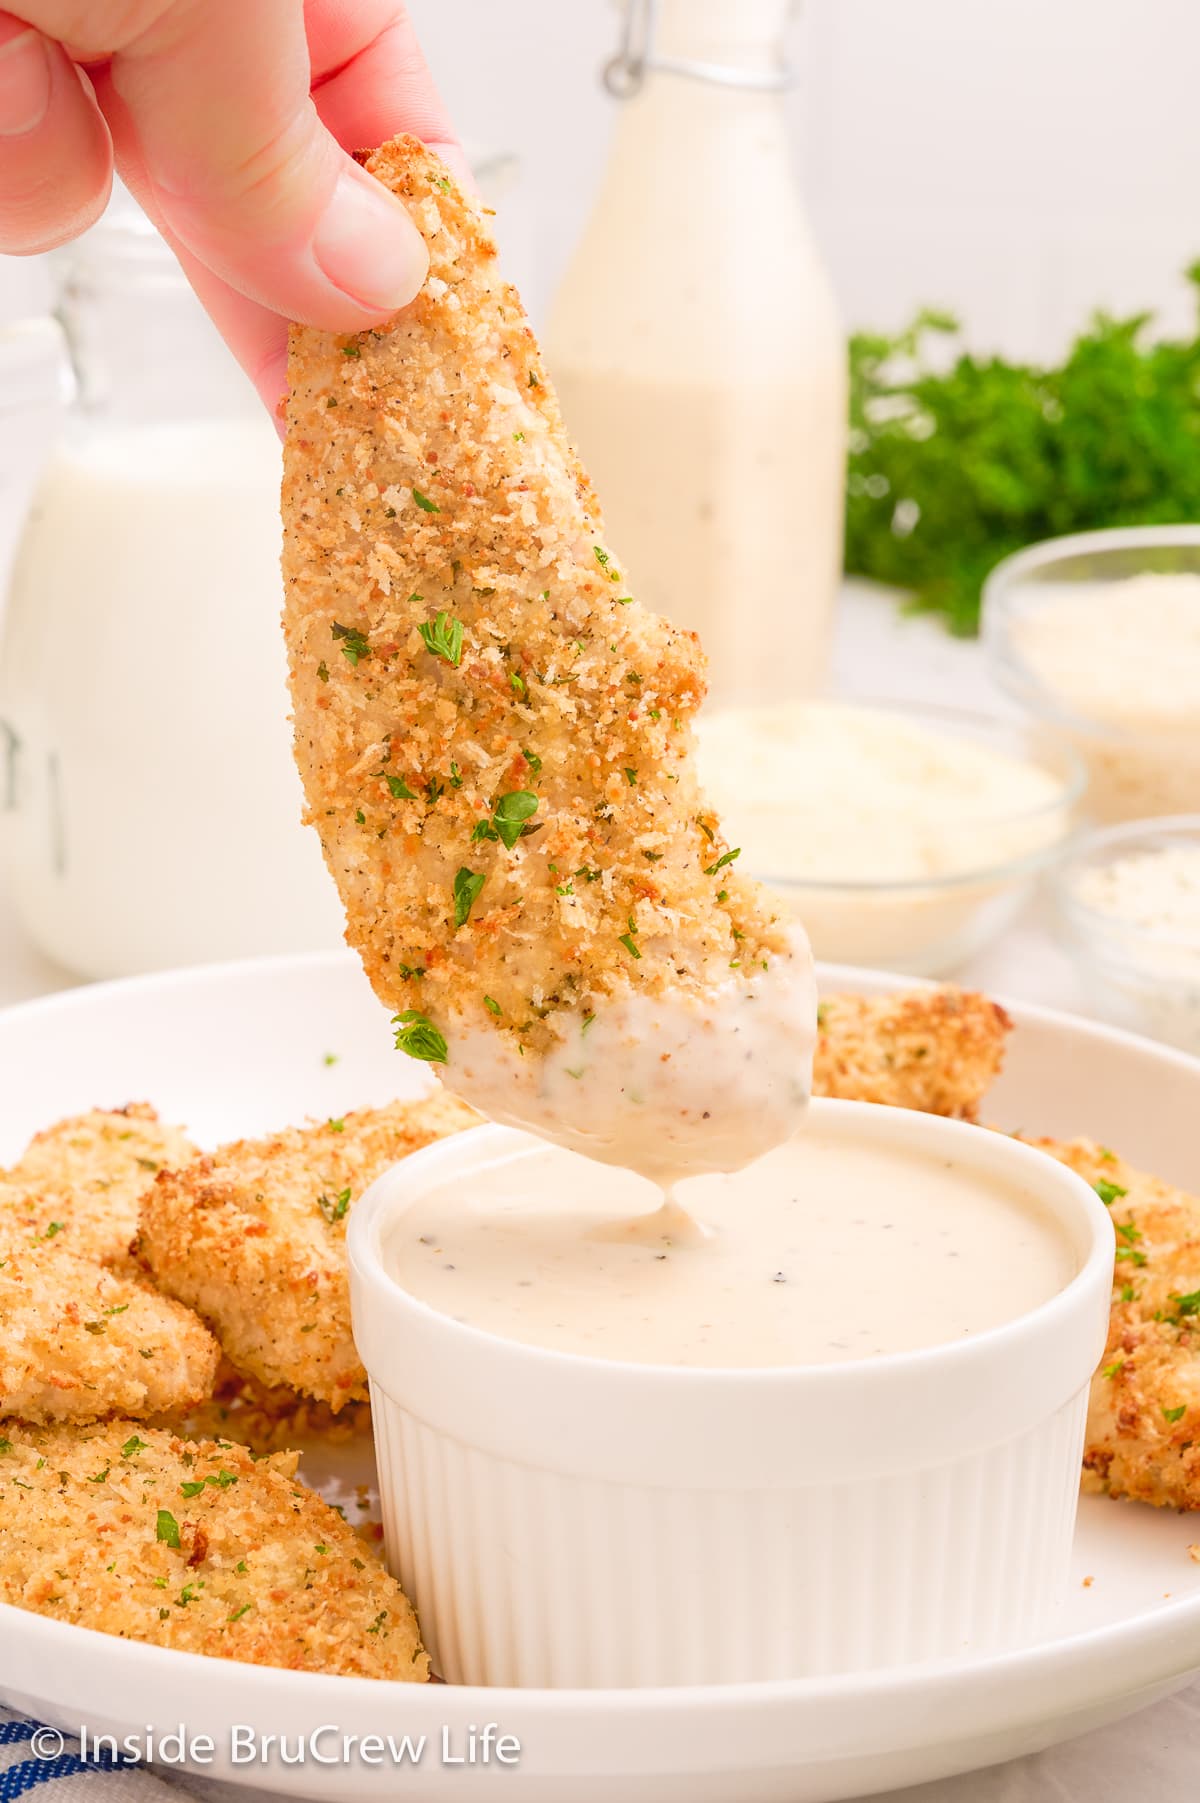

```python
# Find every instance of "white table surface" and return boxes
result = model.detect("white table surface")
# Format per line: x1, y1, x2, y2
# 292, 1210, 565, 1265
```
1, 580, 1188, 1802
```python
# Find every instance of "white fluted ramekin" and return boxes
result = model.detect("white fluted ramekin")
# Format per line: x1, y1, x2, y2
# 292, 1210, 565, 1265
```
348, 1101, 1113, 1688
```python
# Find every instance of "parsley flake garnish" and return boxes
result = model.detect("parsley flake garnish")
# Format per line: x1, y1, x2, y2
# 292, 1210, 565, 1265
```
624, 767, 637, 786
704, 847, 741, 877
393, 1011, 448, 1064
523, 748, 542, 774
1094, 1178, 1128, 1206
484, 995, 502, 1017
412, 488, 440, 513
121, 1436, 148, 1458
382, 772, 417, 800
317, 1188, 352, 1225
492, 790, 539, 848
453, 866, 486, 928
228, 1604, 252, 1623
156, 1509, 181, 1548
417, 611, 464, 666
1164, 1404, 1187, 1424
317, 661, 330, 683
331, 622, 371, 666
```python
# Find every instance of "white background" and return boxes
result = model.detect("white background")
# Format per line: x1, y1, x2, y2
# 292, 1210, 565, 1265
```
408, 0, 1200, 358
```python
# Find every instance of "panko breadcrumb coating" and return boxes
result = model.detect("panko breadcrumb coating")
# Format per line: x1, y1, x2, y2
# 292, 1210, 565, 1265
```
139, 1093, 478, 1409
0, 1243, 219, 1424
0, 1423, 427, 1679
281, 135, 802, 1079
0, 1104, 196, 1266
159, 1361, 372, 1456
814, 988, 1011, 1120
1020, 1135, 1200, 1511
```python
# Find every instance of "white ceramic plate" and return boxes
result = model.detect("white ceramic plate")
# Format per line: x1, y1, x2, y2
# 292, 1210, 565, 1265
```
2, 950, 1200, 1803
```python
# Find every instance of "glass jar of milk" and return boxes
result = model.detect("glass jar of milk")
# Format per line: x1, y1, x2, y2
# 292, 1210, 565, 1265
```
545, 0, 846, 705
0, 186, 345, 978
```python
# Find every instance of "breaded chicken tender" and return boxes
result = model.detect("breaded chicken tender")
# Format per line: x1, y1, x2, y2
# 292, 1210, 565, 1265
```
0, 1242, 219, 1424
0, 1104, 196, 1266
1020, 1136, 1200, 1511
813, 988, 1011, 1121
281, 135, 814, 1175
159, 1361, 372, 1456
139, 1093, 477, 1410
0, 1423, 427, 1679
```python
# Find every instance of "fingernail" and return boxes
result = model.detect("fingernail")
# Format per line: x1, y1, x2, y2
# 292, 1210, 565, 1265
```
0, 28, 50, 139
312, 168, 428, 313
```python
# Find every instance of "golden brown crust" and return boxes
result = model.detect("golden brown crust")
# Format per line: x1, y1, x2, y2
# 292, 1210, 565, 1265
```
0, 1104, 196, 1267
1019, 1135, 1200, 1510
0, 1423, 427, 1679
157, 1361, 372, 1456
814, 988, 1012, 1120
138, 1093, 478, 1409
0, 1244, 220, 1424
282, 134, 791, 1061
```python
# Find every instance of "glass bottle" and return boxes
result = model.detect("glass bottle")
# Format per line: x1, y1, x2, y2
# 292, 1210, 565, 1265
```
0, 186, 345, 978
0, 254, 68, 606
545, 0, 846, 705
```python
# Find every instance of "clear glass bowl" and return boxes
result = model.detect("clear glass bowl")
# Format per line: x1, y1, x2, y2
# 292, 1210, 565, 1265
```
982, 526, 1200, 824
697, 698, 1083, 978
1053, 814, 1200, 1056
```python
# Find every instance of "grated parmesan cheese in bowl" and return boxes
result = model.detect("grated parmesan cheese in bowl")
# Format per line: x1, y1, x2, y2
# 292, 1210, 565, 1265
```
695, 699, 1080, 976
983, 530, 1200, 823
1055, 816, 1200, 1055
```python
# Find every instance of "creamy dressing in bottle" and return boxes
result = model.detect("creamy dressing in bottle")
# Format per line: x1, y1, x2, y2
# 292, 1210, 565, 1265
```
546, 0, 846, 705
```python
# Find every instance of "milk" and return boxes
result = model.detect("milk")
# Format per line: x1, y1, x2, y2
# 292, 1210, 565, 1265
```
0, 418, 345, 976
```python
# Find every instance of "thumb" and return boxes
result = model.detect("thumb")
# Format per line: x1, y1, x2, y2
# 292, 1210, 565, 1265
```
104, 0, 427, 327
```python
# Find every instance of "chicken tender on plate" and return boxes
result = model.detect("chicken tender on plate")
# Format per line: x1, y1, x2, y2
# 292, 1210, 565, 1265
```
814, 988, 1011, 1120
0, 1243, 219, 1424
0, 1423, 427, 1679
159, 1361, 372, 1456
139, 1093, 477, 1410
281, 134, 815, 1178
1021, 1135, 1200, 1510
0, 1104, 196, 1266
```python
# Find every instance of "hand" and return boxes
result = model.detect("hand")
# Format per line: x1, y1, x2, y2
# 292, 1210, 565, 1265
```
0, 1, 466, 407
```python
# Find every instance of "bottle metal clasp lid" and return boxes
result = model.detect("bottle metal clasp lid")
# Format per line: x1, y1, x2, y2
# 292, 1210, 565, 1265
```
603, 0, 796, 97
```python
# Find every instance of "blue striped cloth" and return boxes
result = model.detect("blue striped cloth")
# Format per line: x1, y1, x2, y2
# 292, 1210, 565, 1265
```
0, 1713, 188, 1802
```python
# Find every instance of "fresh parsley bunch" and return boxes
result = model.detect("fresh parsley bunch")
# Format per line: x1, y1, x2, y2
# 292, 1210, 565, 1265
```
845, 265, 1200, 634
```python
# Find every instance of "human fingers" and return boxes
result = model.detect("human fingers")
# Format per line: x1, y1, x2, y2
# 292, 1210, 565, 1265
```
0, 11, 110, 252
102, 0, 428, 327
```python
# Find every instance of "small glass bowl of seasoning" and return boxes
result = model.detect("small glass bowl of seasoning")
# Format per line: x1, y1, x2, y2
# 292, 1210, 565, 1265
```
982, 526, 1200, 824
1054, 815, 1200, 1056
